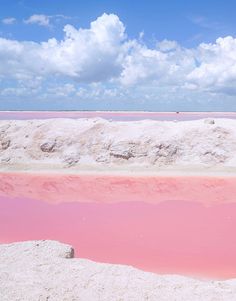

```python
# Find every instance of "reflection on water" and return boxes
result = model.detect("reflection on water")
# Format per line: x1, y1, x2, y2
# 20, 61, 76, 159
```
0, 172, 236, 279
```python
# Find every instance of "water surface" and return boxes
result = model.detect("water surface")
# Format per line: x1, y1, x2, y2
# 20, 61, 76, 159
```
0, 111, 236, 121
0, 172, 236, 279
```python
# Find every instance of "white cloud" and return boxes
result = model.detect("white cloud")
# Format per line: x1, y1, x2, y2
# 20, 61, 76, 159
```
76, 84, 121, 99
0, 13, 236, 98
2, 17, 16, 25
0, 13, 126, 82
47, 83, 76, 97
156, 39, 179, 52
24, 14, 50, 27
119, 40, 195, 86
23, 14, 71, 27
187, 36, 236, 94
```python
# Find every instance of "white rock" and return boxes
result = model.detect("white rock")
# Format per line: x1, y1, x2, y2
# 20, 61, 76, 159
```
0, 240, 236, 301
0, 118, 236, 170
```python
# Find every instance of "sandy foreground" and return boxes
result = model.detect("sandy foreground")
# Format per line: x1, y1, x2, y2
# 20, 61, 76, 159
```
0, 117, 236, 171
0, 240, 236, 301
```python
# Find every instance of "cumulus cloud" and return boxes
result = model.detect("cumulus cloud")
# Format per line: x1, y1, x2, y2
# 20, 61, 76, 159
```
24, 14, 50, 27
187, 37, 236, 94
156, 39, 179, 52
119, 40, 196, 86
0, 13, 236, 98
0, 13, 126, 82
2, 17, 16, 25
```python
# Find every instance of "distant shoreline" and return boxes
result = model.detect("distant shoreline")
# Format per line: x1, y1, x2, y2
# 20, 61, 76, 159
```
1, 110, 236, 113
0, 111, 236, 122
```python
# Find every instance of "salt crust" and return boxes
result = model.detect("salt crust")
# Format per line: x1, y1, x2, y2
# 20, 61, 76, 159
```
0, 240, 236, 301
0, 118, 236, 172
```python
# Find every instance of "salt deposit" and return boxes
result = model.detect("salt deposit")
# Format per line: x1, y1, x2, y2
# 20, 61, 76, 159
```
0, 240, 236, 301
0, 118, 236, 171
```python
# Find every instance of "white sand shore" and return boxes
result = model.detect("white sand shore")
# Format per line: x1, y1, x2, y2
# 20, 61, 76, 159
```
0, 240, 235, 301
0, 117, 236, 172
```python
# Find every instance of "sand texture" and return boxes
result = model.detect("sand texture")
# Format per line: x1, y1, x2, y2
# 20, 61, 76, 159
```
0, 117, 236, 171
0, 240, 235, 301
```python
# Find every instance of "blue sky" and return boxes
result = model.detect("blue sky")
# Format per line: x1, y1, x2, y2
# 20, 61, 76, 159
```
0, 0, 236, 110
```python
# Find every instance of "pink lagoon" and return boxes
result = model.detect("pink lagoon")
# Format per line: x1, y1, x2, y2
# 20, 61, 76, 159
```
1, 110, 236, 121
1, 171, 236, 279
1, 111, 236, 281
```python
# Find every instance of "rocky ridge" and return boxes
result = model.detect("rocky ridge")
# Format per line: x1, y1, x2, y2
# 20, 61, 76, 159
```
0, 118, 236, 170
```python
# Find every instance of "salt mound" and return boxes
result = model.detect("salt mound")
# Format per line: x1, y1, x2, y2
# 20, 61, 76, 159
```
0, 118, 236, 170
0, 240, 235, 301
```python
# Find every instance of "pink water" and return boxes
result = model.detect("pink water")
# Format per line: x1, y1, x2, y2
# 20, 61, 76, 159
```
1, 111, 236, 121
1, 172, 236, 279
